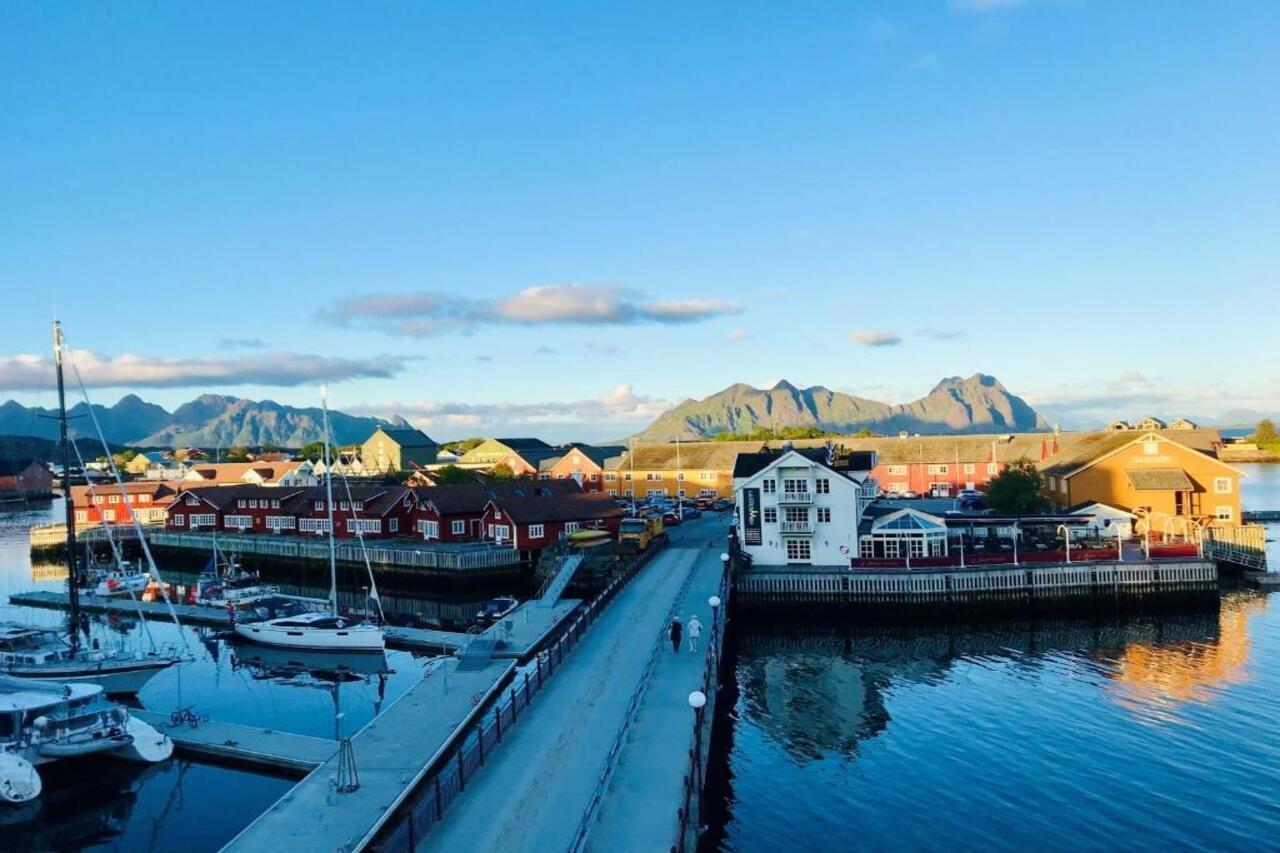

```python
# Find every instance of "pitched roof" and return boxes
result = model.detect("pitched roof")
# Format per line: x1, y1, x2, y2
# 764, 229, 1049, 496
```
70, 480, 179, 502
731, 447, 831, 479
562, 444, 627, 467
0, 458, 42, 476
374, 427, 437, 448
414, 479, 581, 515
493, 438, 552, 451
1126, 468, 1196, 491
1039, 429, 1227, 477
490, 491, 624, 524
609, 441, 765, 472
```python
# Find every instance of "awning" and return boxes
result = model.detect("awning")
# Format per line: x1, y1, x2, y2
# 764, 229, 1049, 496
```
1126, 468, 1195, 491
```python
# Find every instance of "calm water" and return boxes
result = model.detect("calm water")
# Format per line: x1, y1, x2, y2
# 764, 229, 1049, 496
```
708, 465, 1280, 851
0, 499, 518, 851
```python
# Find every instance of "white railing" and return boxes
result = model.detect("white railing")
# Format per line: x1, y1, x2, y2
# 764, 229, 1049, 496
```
777, 491, 813, 505
778, 520, 814, 534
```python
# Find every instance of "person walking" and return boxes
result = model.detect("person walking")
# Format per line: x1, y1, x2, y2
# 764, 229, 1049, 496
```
669, 617, 683, 653
687, 615, 703, 653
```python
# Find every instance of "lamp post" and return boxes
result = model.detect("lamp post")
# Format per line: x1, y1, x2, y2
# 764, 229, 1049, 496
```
1057, 524, 1071, 563
1012, 521, 1020, 566
688, 689, 708, 795
708, 594, 722, 652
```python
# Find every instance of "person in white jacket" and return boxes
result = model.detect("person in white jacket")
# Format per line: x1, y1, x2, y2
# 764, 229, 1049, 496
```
687, 615, 703, 653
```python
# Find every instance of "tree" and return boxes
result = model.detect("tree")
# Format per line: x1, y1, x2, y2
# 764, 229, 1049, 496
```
442, 437, 485, 454
984, 458, 1050, 515
488, 462, 517, 481
431, 464, 477, 484
223, 445, 251, 462
297, 440, 334, 460
1254, 418, 1278, 449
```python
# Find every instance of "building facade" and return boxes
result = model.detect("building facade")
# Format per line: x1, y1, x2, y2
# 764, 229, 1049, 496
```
605, 441, 759, 500
0, 459, 52, 496
360, 427, 438, 473
71, 481, 179, 526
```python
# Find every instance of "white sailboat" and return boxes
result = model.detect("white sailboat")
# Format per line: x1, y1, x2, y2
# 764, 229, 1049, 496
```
233, 389, 385, 653
0, 674, 173, 804
0, 322, 181, 694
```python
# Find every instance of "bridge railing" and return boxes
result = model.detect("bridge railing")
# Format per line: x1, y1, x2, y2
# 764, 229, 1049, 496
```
373, 541, 667, 852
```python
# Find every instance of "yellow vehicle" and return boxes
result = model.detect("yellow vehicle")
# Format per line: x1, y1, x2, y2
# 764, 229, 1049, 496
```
617, 515, 666, 554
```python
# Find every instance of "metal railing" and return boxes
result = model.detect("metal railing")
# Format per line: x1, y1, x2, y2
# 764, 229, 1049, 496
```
776, 491, 813, 505
373, 542, 667, 852
778, 520, 814, 534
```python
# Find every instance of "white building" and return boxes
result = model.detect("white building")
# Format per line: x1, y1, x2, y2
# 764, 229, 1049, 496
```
732, 447, 878, 566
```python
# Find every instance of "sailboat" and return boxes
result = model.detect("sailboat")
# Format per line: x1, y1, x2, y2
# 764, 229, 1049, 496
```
0, 674, 173, 804
232, 389, 385, 653
0, 322, 180, 694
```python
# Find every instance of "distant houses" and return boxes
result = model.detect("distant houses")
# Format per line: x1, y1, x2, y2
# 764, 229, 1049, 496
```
0, 458, 53, 498
360, 426, 438, 474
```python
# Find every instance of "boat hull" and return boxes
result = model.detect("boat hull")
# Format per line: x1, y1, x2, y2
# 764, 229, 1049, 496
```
0, 754, 41, 804
232, 623, 385, 652
112, 716, 174, 763
0, 659, 176, 695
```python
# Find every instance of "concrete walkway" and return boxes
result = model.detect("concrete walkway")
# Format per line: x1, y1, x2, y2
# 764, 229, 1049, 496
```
132, 709, 336, 777
585, 543, 726, 852
421, 516, 728, 852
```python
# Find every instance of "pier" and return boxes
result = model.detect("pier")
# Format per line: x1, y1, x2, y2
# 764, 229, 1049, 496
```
131, 709, 336, 777
7, 590, 580, 655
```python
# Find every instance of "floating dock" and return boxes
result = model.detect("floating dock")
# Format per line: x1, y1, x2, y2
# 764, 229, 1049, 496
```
132, 709, 335, 777
6, 590, 580, 657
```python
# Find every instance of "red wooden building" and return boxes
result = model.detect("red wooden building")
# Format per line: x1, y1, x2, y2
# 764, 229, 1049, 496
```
71, 481, 180, 526
409, 480, 582, 542
0, 459, 52, 497
480, 490, 624, 551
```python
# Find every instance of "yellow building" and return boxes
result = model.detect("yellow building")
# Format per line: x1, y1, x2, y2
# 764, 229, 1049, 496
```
359, 427, 438, 473
603, 441, 761, 500
1039, 430, 1242, 531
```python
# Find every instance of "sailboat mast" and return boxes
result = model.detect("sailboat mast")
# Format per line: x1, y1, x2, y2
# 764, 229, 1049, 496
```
54, 321, 81, 653
322, 388, 338, 616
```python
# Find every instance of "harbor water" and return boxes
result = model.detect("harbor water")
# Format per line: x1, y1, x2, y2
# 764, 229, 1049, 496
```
705, 464, 1280, 851
0, 500, 522, 851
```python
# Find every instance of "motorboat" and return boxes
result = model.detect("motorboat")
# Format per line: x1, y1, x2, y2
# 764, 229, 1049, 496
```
191, 564, 280, 609
232, 389, 385, 653
0, 675, 172, 804
79, 560, 150, 598
0, 624, 178, 696
473, 596, 519, 628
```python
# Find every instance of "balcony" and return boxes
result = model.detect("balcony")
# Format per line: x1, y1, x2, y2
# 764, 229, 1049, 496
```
779, 520, 815, 534
777, 491, 813, 505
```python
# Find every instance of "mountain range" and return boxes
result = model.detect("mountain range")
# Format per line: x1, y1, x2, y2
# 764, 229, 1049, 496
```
632, 374, 1050, 441
0, 394, 394, 448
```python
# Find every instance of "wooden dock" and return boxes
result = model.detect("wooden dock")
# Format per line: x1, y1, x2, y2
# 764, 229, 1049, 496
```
131, 709, 336, 777
736, 559, 1218, 604
6, 590, 581, 658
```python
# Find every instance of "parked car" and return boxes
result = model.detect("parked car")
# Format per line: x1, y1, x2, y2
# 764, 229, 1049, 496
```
712, 499, 733, 512
680, 506, 701, 520
899, 490, 919, 500
662, 511, 682, 526
694, 498, 715, 510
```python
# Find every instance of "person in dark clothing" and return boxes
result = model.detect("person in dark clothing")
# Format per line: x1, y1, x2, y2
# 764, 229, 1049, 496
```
669, 617, 683, 653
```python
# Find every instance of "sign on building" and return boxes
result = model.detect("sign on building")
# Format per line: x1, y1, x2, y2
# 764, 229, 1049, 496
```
742, 487, 762, 545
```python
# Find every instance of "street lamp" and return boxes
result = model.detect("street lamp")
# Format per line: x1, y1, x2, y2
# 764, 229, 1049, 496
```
1057, 524, 1071, 563
708, 596, 721, 609
688, 689, 708, 793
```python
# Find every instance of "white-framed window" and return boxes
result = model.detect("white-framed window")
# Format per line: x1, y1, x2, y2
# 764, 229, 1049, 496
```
101, 509, 115, 521
607, 489, 617, 496
126, 495, 135, 504
647, 489, 667, 498
700, 472, 716, 481
272, 499, 280, 509
452, 519, 466, 535
349, 519, 381, 534
699, 489, 717, 498
884, 539, 900, 558
186, 496, 200, 506
108, 494, 119, 504
930, 539, 944, 557
75, 510, 87, 523
785, 539, 811, 562
676, 472, 685, 481
589, 473, 598, 482
565, 522, 580, 533
888, 482, 907, 493
492, 524, 511, 541
987, 463, 998, 474
646, 472, 661, 481
340, 501, 349, 511
529, 524, 545, 539
887, 465, 907, 476
623, 473, 632, 481
762, 479, 776, 494
419, 519, 440, 539
816, 478, 830, 494
859, 538, 874, 558
266, 515, 295, 530
138, 494, 150, 504
926, 464, 948, 475
605, 473, 617, 482
909, 539, 925, 558
1214, 477, 1232, 494
624, 489, 633, 497
314, 501, 323, 511
782, 479, 808, 495
1215, 506, 1233, 521
389, 518, 398, 533
817, 507, 831, 523
353, 501, 363, 511
677, 489, 686, 497
539, 473, 551, 480
763, 507, 777, 523
299, 518, 332, 533
224, 515, 253, 528
964, 464, 975, 475
171, 514, 185, 526
190, 513, 216, 527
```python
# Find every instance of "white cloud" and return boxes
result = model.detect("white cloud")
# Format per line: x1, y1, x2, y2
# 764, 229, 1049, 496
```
321, 284, 740, 337
0, 350, 408, 391
723, 328, 750, 342
949, 0, 1023, 12
850, 330, 903, 347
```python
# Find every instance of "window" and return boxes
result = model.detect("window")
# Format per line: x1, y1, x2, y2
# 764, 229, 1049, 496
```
102, 509, 115, 522
107, 494, 119, 504
344, 519, 380, 535
492, 524, 511, 541
565, 522, 580, 533
589, 473, 598, 482
138, 495, 150, 504
884, 539, 900, 558
624, 489, 633, 497
389, 518, 398, 533
763, 507, 777, 523
785, 539, 811, 562
987, 463, 998, 474
1048, 476, 1056, 490
623, 473, 632, 481
299, 518, 332, 533
266, 516, 295, 530
646, 472, 661, 481
782, 479, 808, 494
171, 514, 184, 526
607, 489, 617, 496
859, 538, 874, 558
677, 489, 686, 497
762, 479, 776, 494
419, 520, 440, 539
539, 473, 551, 480
340, 501, 349, 511
272, 500, 280, 509
126, 495, 135, 504
314, 501, 324, 511
186, 496, 200, 506
529, 524, 545, 539
647, 489, 667, 498
888, 482, 907, 493
930, 539, 944, 557
224, 515, 253, 528
75, 510, 87, 523
700, 472, 716, 481
816, 478, 830, 494
353, 501, 363, 511
964, 464, 975, 475
676, 472, 685, 481
190, 513, 216, 527
926, 464, 948, 475
1215, 506, 1234, 521
1214, 477, 1232, 494
887, 465, 908, 476
909, 539, 925, 558
605, 473, 617, 482
817, 507, 831, 523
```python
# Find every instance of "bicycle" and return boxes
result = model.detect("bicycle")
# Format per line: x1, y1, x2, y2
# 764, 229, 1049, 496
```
170, 705, 210, 728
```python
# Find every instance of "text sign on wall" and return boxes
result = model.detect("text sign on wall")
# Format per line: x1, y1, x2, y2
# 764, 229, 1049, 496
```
742, 487, 762, 545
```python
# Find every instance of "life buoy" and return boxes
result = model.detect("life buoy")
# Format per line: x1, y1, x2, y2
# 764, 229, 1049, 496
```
839, 545, 850, 555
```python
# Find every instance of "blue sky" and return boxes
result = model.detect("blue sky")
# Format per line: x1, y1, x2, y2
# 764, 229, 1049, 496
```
1, 1, 1276, 440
